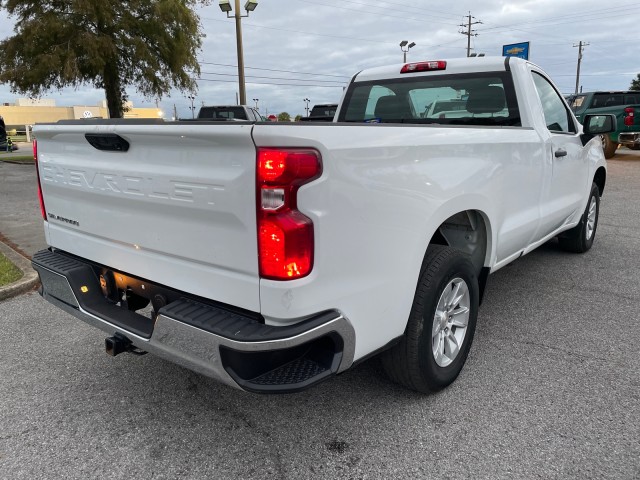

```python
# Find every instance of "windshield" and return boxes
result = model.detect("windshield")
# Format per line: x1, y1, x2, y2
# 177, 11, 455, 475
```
569, 95, 586, 112
338, 72, 521, 126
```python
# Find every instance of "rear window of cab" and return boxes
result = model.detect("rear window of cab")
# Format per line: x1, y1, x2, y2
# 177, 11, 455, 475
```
338, 71, 521, 127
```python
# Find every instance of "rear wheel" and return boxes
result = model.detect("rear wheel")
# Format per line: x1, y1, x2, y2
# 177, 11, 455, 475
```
600, 134, 618, 159
628, 145, 640, 151
558, 182, 600, 253
382, 245, 479, 393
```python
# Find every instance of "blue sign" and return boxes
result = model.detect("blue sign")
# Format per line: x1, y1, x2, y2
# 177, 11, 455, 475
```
502, 42, 530, 60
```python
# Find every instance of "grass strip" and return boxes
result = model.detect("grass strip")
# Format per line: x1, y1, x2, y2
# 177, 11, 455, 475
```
0, 252, 23, 286
0, 155, 35, 163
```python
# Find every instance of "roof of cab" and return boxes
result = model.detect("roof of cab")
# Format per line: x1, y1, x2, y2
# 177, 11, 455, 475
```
353, 56, 523, 83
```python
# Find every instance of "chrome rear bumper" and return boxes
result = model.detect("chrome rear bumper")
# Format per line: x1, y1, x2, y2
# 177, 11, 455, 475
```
32, 249, 355, 393
619, 132, 640, 147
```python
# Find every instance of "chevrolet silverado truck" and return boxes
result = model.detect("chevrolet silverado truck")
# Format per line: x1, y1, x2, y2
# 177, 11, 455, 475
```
569, 91, 640, 157
31, 57, 615, 394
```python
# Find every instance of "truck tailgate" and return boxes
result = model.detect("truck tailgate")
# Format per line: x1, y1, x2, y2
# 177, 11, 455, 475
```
34, 123, 260, 312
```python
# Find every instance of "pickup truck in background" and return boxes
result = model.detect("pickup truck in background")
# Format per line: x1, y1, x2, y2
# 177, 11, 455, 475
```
32, 57, 615, 394
299, 103, 338, 122
195, 104, 263, 122
569, 91, 640, 157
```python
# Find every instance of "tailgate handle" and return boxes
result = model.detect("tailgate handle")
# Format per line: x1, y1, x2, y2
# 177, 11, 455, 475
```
85, 133, 130, 152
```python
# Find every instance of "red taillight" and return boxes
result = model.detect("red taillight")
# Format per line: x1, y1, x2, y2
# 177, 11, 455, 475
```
33, 139, 47, 221
401, 61, 446, 74
257, 148, 321, 280
624, 107, 634, 126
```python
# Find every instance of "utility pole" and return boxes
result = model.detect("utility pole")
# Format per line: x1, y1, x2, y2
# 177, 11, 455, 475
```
460, 12, 482, 57
173, 104, 177, 121
573, 41, 589, 95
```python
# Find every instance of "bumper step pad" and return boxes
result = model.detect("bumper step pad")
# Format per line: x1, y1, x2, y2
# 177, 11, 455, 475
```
250, 357, 329, 386
160, 298, 340, 342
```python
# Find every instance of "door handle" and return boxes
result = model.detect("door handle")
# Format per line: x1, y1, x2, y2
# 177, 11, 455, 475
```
554, 148, 567, 158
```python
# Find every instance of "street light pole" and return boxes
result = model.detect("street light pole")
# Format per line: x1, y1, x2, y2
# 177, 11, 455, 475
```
187, 95, 196, 119
219, 0, 259, 106
303, 98, 310, 117
253, 98, 259, 110
399, 40, 416, 62
234, 0, 246, 105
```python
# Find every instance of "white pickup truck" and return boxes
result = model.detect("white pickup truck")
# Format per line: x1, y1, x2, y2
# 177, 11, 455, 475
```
32, 57, 615, 394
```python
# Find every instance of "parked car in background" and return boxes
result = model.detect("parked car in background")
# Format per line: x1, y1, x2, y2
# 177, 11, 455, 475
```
569, 91, 640, 157
299, 104, 338, 122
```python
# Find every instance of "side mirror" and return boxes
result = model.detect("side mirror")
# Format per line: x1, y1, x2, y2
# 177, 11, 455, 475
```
583, 114, 617, 135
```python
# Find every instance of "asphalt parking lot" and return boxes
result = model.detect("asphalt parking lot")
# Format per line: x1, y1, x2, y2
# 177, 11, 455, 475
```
1, 150, 639, 479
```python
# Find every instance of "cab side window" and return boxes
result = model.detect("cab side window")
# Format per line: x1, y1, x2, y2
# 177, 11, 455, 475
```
532, 72, 576, 133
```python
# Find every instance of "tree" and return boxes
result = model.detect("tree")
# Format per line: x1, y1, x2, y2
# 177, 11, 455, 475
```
0, 1, 205, 118
278, 112, 291, 122
631, 74, 640, 91
294, 114, 302, 122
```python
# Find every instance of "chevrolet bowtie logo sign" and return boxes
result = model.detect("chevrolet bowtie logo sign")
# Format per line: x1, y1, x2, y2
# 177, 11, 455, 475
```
502, 42, 530, 60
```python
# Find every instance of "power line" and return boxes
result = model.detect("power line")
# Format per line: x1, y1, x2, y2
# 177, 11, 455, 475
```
480, 2, 640, 31
300, 0, 462, 21
476, 5, 639, 43
201, 16, 398, 46
553, 72, 637, 77
196, 78, 345, 88
199, 71, 346, 84
475, 4, 640, 44
199, 61, 350, 79
295, 0, 459, 26
369, 0, 463, 19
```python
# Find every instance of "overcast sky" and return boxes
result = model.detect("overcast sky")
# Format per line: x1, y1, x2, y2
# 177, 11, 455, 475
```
0, 0, 639, 119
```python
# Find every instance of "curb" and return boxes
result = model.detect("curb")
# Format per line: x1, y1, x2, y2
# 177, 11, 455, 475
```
0, 159, 34, 165
0, 241, 39, 301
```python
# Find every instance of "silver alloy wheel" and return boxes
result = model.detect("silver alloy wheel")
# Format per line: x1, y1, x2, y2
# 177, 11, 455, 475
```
431, 277, 470, 367
586, 195, 597, 240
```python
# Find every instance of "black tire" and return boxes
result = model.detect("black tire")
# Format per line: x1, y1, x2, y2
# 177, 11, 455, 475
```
628, 145, 640, 151
382, 245, 479, 393
600, 134, 618, 159
558, 182, 600, 253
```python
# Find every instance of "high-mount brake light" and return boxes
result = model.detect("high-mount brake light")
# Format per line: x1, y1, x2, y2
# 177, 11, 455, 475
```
33, 139, 47, 221
400, 60, 447, 74
257, 148, 322, 280
624, 107, 634, 126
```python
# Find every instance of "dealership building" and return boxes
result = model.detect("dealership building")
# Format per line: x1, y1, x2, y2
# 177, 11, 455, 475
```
0, 98, 163, 132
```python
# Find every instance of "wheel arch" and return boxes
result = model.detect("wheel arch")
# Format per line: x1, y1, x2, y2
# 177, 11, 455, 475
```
423, 203, 495, 303
593, 166, 606, 196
